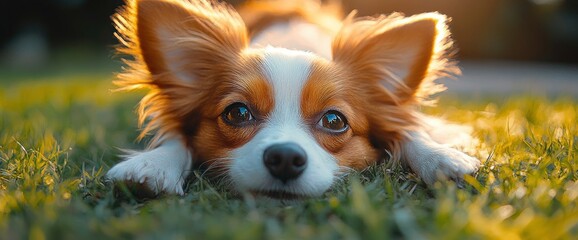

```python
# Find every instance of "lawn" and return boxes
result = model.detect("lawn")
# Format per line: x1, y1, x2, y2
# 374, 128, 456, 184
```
1, 73, 577, 239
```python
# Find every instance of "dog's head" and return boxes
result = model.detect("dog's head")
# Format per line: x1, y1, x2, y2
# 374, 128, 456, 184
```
114, 0, 455, 199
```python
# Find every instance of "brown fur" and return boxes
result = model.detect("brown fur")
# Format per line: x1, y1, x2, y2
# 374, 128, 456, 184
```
113, 0, 458, 174
333, 12, 458, 105
302, 59, 380, 169
190, 51, 275, 168
331, 12, 459, 163
113, 0, 249, 147
238, 0, 343, 37
237, 0, 458, 167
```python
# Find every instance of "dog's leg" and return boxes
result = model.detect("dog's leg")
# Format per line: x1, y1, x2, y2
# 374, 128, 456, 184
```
106, 138, 192, 195
401, 129, 480, 185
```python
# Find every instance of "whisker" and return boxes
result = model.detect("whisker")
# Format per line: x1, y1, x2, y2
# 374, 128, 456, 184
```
192, 157, 235, 191
198, 157, 233, 177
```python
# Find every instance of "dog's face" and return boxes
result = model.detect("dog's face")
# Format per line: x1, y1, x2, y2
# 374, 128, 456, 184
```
115, 0, 453, 199
190, 48, 380, 198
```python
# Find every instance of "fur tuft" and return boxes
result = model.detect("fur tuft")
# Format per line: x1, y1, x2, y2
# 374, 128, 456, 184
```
333, 12, 459, 105
238, 0, 343, 37
331, 11, 460, 163
112, 0, 248, 147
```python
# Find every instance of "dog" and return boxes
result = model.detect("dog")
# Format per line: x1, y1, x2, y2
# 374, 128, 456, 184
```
106, 0, 480, 199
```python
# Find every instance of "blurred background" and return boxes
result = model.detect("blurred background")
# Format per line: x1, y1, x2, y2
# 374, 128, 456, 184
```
1, 0, 577, 94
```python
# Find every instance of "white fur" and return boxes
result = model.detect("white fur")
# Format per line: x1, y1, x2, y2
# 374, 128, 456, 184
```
108, 17, 479, 197
422, 115, 479, 149
229, 47, 339, 197
402, 128, 480, 185
106, 138, 192, 195
251, 20, 333, 59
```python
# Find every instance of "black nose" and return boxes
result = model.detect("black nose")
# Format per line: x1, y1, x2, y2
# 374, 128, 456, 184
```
263, 143, 308, 183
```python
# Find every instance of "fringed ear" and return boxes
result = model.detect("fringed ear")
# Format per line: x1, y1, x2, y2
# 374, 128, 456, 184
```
115, 0, 248, 86
332, 12, 458, 158
112, 0, 248, 142
332, 12, 458, 105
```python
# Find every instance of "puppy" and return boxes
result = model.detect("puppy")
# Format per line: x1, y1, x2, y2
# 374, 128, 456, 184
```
106, 0, 480, 199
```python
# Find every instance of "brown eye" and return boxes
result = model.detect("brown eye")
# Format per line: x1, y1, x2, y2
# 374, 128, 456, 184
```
222, 103, 254, 126
318, 110, 348, 133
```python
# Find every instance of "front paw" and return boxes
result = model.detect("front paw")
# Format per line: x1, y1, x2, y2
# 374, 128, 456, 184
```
107, 155, 186, 195
415, 147, 481, 185
106, 141, 192, 196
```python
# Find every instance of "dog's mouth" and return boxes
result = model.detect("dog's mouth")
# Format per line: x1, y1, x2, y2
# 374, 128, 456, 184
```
250, 190, 307, 200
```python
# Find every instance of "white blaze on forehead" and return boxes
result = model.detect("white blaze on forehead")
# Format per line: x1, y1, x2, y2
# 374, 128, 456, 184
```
261, 46, 315, 125
229, 47, 339, 196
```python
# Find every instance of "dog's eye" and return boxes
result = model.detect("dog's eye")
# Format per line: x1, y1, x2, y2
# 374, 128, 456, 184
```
318, 110, 348, 133
223, 103, 254, 126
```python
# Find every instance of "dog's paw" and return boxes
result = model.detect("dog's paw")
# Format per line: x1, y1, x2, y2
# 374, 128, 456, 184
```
419, 147, 480, 185
106, 140, 192, 196
107, 156, 185, 195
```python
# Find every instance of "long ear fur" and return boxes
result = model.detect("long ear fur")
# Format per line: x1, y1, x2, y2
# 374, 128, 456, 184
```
332, 12, 459, 160
332, 12, 458, 105
112, 0, 248, 144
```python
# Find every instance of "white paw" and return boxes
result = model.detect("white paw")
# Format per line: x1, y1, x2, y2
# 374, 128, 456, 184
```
419, 147, 481, 185
106, 140, 192, 195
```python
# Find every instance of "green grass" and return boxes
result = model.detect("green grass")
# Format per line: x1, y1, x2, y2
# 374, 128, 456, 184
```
1, 74, 577, 239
